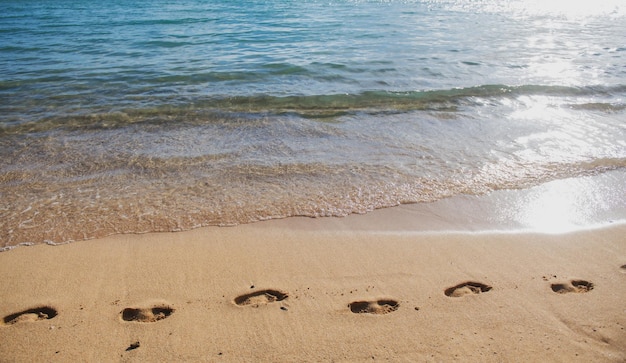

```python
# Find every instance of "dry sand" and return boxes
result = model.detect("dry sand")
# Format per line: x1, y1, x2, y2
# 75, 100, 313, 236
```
1, 173, 626, 362
0, 215, 625, 362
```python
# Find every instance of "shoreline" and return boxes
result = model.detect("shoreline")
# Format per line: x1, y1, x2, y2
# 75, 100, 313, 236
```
3, 169, 626, 252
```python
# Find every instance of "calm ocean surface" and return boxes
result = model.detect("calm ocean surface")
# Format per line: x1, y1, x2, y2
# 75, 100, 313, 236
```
1, 0, 625, 247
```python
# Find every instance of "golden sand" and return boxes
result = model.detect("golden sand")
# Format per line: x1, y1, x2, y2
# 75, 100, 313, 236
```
1, 206, 625, 362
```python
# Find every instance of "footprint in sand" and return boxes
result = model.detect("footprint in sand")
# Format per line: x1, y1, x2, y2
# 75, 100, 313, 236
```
444, 281, 492, 297
3, 306, 58, 325
234, 289, 289, 307
620, 265, 626, 274
348, 299, 399, 314
550, 280, 594, 294
121, 304, 175, 323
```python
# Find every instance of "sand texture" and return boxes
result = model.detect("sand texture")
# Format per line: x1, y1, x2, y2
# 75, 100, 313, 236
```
1, 210, 625, 362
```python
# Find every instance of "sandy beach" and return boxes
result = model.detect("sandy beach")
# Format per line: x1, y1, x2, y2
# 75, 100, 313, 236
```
2, 1, 626, 361
1, 183, 625, 362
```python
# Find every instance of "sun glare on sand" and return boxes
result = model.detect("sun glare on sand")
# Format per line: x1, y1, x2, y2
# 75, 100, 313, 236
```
517, 183, 585, 233
512, 175, 620, 234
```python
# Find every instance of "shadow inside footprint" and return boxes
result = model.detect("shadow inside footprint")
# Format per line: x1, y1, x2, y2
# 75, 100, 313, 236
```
234, 289, 288, 307
445, 281, 492, 297
349, 299, 399, 314
551, 280, 594, 294
121, 305, 175, 323
3, 306, 58, 325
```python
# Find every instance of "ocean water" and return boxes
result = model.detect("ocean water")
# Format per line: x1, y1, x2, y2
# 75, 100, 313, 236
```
1, 0, 625, 247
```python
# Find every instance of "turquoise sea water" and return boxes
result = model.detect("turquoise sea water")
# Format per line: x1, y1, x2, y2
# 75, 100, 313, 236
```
1, 0, 625, 247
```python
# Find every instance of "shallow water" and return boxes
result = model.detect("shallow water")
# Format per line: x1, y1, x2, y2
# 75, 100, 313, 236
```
1, 0, 625, 247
